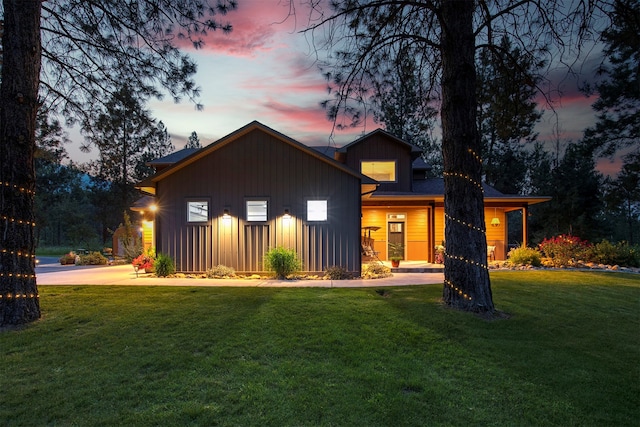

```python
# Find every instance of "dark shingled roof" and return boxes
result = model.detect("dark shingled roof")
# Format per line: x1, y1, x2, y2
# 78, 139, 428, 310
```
377, 178, 506, 197
147, 148, 200, 166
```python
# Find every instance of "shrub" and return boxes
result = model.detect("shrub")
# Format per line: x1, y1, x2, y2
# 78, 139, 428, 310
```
154, 253, 175, 277
206, 264, 236, 278
587, 240, 640, 267
264, 247, 302, 279
507, 245, 542, 267
59, 252, 78, 265
539, 235, 591, 267
132, 247, 156, 271
77, 251, 108, 265
361, 262, 392, 279
324, 265, 353, 280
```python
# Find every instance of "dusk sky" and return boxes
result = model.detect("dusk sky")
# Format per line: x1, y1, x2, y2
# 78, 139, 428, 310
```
69, 1, 616, 175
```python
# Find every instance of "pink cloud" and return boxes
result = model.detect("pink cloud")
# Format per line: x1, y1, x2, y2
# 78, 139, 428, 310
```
174, 0, 300, 57
259, 97, 379, 146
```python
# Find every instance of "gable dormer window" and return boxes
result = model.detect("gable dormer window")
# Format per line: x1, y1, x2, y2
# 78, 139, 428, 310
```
360, 160, 397, 182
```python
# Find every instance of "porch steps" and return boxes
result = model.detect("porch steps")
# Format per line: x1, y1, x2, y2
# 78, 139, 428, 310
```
375, 261, 444, 273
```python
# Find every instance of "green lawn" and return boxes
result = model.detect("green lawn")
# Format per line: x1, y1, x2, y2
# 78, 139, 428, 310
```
2, 271, 638, 426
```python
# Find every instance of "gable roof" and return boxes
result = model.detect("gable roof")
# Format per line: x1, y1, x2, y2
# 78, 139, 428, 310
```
137, 121, 376, 195
146, 147, 200, 167
337, 128, 423, 157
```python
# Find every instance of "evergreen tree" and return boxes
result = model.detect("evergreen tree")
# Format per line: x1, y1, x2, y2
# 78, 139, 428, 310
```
476, 36, 543, 194
530, 143, 603, 242
603, 151, 640, 244
186, 131, 202, 149
583, 0, 639, 158
1, 0, 237, 326
369, 43, 441, 175
81, 85, 174, 211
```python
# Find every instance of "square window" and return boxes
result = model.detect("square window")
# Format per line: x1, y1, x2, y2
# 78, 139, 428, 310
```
187, 201, 208, 222
307, 200, 327, 221
361, 161, 396, 182
247, 200, 267, 221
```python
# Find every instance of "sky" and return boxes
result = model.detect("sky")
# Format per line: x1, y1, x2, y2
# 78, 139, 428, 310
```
68, 0, 618, 176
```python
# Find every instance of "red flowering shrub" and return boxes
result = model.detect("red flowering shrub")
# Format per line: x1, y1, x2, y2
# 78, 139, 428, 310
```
132, 248, 156, 271
539, 235, 591, 267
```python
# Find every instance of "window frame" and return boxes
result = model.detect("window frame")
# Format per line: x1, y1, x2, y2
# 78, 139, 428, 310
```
360, 160, 397, 183
245, 199, 269, 222
306, 199, 328, 222
186, 199, 210, 223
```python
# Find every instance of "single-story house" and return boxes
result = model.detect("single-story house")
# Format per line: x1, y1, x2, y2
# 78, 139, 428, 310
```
135, 121, 550, 275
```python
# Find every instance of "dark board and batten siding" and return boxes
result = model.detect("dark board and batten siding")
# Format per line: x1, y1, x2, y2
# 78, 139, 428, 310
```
344, 133, 413, 193
155, 127, 362, 274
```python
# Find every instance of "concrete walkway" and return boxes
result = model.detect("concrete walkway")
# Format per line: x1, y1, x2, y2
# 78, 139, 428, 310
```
35, 261, 444, 288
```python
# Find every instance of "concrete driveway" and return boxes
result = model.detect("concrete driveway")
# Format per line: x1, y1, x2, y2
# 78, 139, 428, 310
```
35, 259, 444, 288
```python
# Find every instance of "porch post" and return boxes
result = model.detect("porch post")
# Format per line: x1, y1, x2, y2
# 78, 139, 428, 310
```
429, 203, 436, 262
522, 205, 528, 247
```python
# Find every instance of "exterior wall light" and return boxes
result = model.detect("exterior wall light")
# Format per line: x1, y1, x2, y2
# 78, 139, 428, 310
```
222, 208, 232, 226
283, 209, 291, 220
149, 204, 158, 212
490, 208, 501, 227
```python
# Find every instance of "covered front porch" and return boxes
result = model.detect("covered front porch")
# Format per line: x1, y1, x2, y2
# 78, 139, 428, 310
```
361, 194, 550, 263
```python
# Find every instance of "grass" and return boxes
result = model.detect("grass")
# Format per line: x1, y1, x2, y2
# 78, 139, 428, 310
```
1, 271, 638, 426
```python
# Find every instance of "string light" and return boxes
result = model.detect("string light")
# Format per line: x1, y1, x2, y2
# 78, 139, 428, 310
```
444, 252, 489, 270
444, 279, 473, 301
467, 148, 483, 164
444, 212, 486, 234
442, 171, 484, 192
442, 144, 488, 304
0, 293, 39, 300
0, 249, 36, 260
0, 181, 35, 195
0, 216, 36, 227
0, 273, 37, 279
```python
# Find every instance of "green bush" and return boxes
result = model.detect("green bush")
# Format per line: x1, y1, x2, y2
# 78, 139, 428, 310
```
206, 264, 236, 278
587, 240, 640, 267
154, 253, 175, 277
361, 262, 392, 279
324, 265, 353, 280
507, 245, 542, 267
77, 251, 108, 266
264, 247, 302, 279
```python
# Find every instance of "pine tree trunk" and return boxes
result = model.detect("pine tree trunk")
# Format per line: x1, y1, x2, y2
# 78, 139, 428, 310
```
0, 0, 42, 325
440, 0, 494, 313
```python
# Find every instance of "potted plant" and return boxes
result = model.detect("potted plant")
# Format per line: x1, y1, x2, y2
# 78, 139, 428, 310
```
390, 256, 402, 268
388, 242, 404, 267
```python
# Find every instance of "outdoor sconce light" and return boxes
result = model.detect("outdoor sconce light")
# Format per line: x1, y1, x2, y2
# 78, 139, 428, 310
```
149, 204, 158, 212
222, 208, 232, 226
490, 208, 501, 227
283, 209, 291, 220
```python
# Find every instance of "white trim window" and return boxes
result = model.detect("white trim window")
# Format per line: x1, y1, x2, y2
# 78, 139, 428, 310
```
307, 200, 327, 221
187, 201, 208, 222
246, 200, 268, 222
